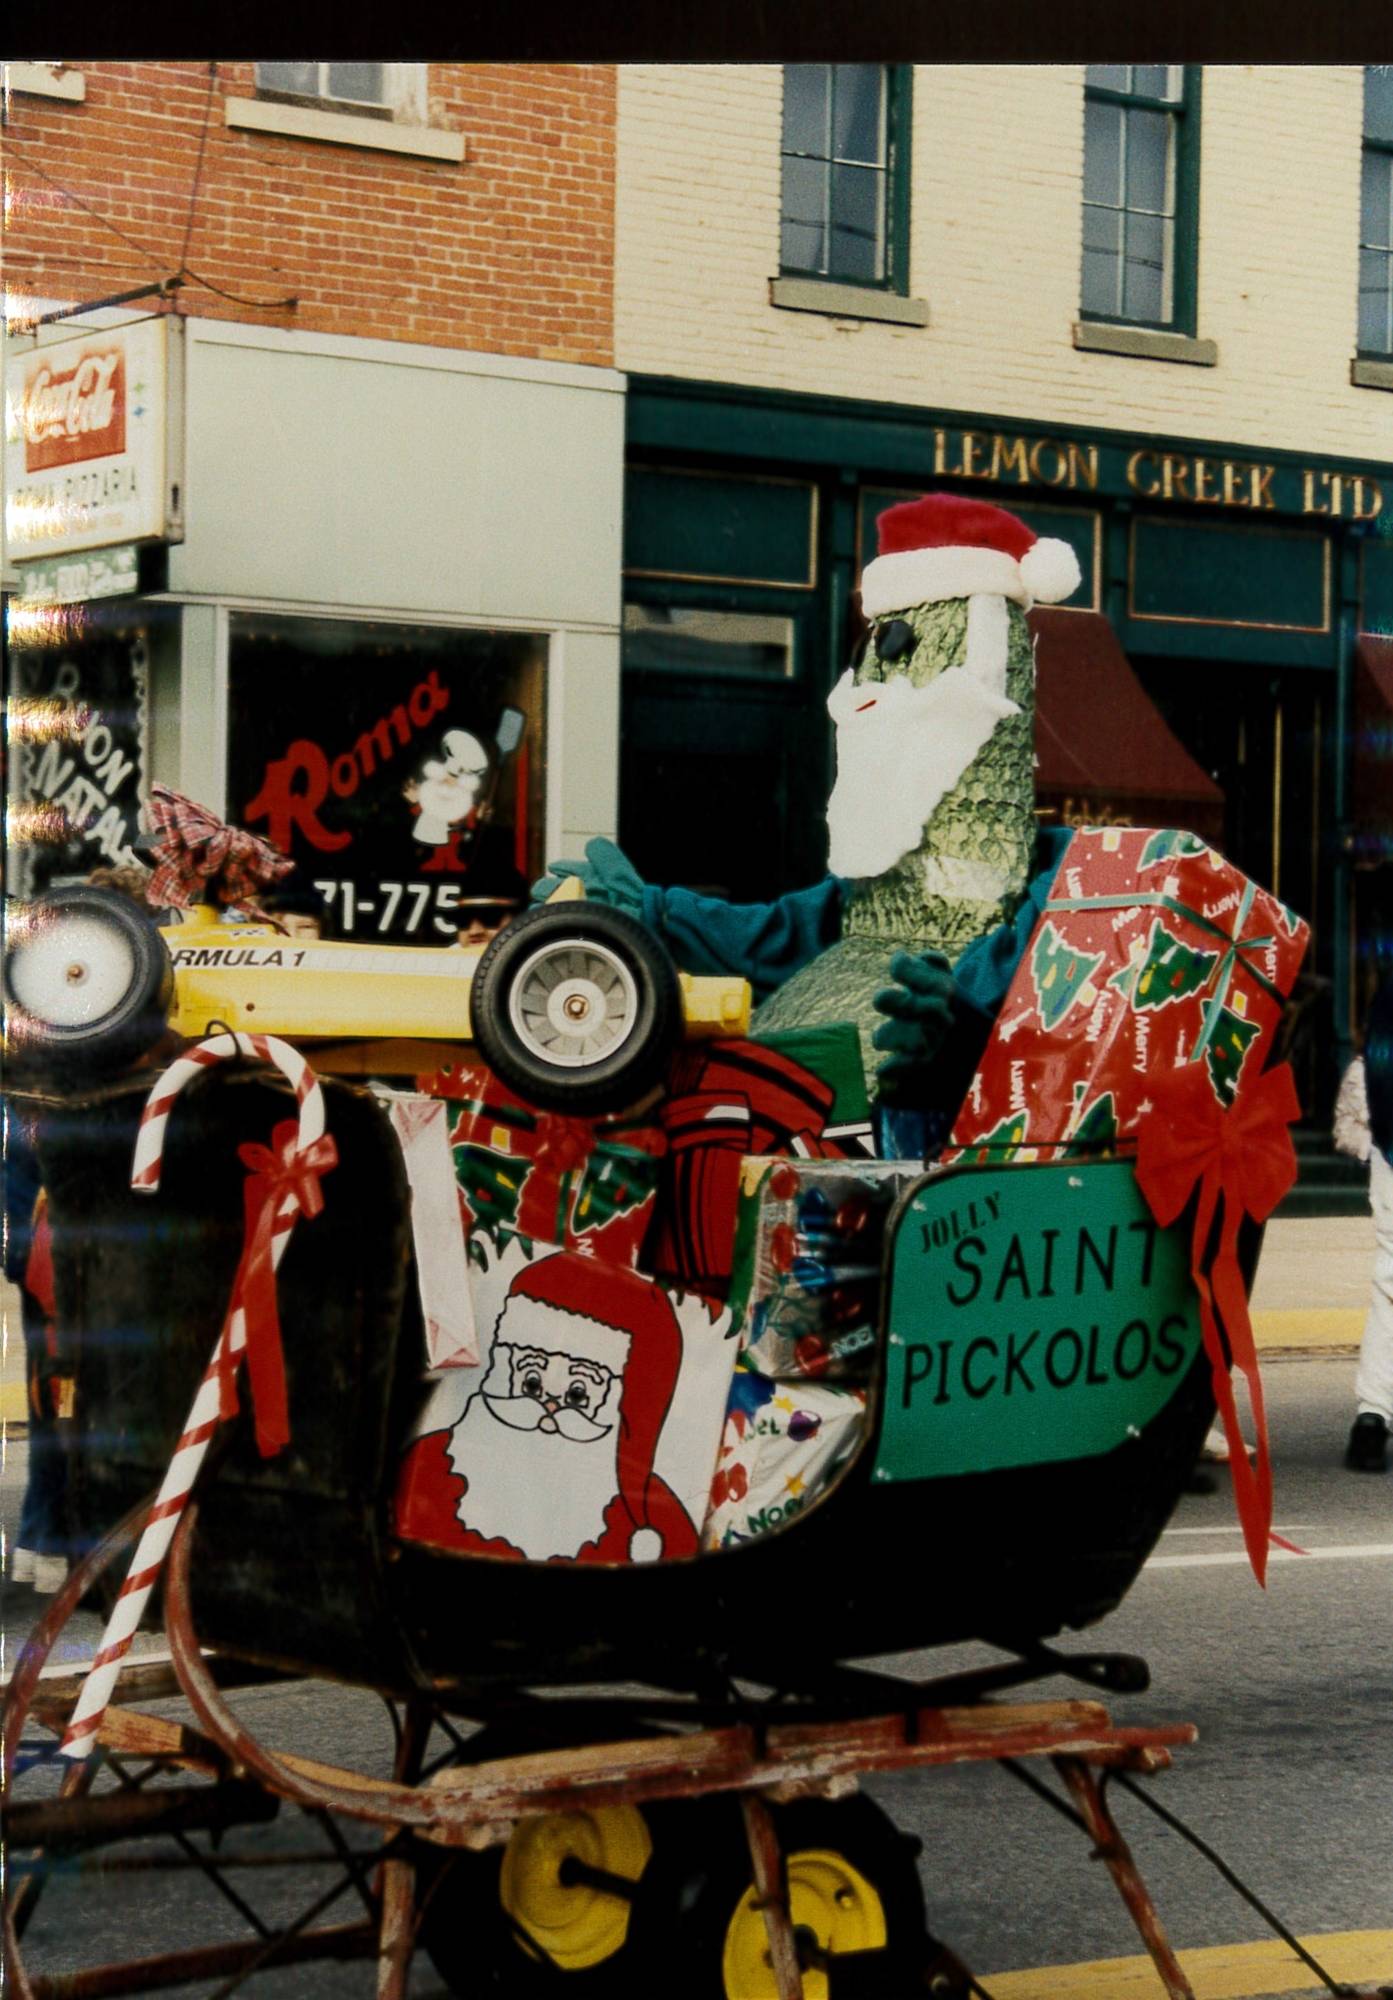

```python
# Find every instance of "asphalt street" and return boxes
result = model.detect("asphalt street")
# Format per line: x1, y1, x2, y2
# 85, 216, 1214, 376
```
3, 1351, 1388, 1999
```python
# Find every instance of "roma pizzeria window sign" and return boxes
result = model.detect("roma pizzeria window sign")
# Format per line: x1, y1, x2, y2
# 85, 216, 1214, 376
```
226, 615, 546, 944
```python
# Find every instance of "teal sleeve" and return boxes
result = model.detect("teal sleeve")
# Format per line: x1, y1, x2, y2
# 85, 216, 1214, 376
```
951, 826, 1072, 1021
638, 878, 846, 1003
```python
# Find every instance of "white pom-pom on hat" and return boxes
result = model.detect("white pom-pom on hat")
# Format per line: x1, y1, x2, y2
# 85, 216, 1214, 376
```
628, 1527, 663, 1563
1018, 537, 1083, 606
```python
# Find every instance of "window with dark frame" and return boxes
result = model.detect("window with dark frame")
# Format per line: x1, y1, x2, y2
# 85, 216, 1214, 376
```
779, 64, 911, 292
1081, 65, 1200, 333
1360, 67, 1393, 357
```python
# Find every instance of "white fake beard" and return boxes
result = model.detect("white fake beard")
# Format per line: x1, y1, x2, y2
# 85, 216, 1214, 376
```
444, 1367, 624, 1560
825, 594, 1020, 880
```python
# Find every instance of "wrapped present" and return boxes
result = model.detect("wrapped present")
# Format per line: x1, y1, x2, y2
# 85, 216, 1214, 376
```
645, 1033, 867, 1297
702, 1369, 868, 1549
415, 1058, 666, 1269
729, 1155, 925, 1380
947, 827, 1310, 1164
394, 1234, 738, 1565
946, 826, 1310, 1585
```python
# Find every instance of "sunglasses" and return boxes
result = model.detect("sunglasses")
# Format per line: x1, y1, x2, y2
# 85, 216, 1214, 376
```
457, 903, 520, 927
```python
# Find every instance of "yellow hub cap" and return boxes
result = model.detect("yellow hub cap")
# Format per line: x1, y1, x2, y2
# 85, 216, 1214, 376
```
722, 1848, 888, 2000
499, 1804, 652, 1971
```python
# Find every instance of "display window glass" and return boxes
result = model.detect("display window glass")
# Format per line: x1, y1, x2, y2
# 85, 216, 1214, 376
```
226, 613, 546, 944
4, 597, 175, 901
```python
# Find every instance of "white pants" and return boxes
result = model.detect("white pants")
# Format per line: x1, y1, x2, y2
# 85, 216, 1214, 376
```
1356, 1147, 1393, 1423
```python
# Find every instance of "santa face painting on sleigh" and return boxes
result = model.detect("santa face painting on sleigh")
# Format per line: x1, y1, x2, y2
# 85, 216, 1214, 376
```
394, 1234, 737, 1565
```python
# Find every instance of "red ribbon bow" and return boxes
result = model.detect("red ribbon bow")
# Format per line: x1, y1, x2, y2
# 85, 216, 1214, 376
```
1134, 1061, 1301, 1585
215, 1120, 338, 1458
144, 783, 293, 919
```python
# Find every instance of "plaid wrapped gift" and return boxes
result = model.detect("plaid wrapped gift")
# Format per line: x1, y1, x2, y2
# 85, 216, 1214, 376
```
416, 1058, 666, 1270
946, 828, 1310, 1165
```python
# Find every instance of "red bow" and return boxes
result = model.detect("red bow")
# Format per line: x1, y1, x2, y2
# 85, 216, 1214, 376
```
144, 783, 293, 919
1135, 1062, 1301, 1585
215, 1120, 338, 1458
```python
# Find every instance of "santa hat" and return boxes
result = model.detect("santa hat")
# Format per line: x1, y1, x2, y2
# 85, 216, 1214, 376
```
500, 1253, 685, 1561
860, 494, 1082, 618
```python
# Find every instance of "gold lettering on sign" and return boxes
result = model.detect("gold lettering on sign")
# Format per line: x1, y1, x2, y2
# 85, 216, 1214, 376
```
1352, 477, 1384, 520
1160, 456, 1191, 502
961, 431, 987, 478
990, 435, 1030, 484
1029, 438, 1068, 487
1126, 450, 1161, 497
1251, 465, 1275, 510
1067, 441, 1099, 490
1192, 458, 1220, 505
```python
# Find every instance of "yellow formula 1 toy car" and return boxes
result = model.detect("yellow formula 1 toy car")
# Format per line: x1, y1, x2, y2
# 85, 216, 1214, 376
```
2, 882, 750, 1112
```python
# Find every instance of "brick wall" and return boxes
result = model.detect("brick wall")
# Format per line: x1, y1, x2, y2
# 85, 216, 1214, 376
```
5, 62, 615, 367
615, 63, 1393, 465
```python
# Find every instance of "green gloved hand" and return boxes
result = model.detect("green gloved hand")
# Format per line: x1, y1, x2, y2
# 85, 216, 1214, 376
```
530, 837, 647, 917
871, 949, 956, 1104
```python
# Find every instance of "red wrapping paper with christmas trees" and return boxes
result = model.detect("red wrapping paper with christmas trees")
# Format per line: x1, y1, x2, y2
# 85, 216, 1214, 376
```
947, 826, 1310, 1581
946, 828, 1309, 1167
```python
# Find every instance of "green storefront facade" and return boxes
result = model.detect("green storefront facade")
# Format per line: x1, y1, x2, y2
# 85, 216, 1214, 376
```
620, 373, 1393, 1121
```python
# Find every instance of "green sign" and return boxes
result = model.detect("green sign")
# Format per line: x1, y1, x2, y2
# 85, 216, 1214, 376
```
17, 543, 139, 605
873, 1158, 1202, 1484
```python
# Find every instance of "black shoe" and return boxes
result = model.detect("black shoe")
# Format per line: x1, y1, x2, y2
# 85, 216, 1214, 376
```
1345, 1413, 1389, 1472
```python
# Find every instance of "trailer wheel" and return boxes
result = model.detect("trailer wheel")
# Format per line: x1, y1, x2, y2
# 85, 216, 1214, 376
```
469, 902, 680, 1114
418, 1801, 654, 1995
627, 1795, 930, 1999
3, 886, 172, 1079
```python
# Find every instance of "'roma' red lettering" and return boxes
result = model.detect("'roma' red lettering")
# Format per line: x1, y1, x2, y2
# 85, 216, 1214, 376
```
244, 673, 452, 853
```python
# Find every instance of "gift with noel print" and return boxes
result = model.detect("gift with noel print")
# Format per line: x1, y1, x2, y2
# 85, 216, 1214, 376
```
414, 1057, 666, 1269
946, 826, 1310, 1165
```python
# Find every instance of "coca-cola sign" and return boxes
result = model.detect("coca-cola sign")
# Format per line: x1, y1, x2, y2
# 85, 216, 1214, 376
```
23, 347, 128, 471
5, 317, 181, 560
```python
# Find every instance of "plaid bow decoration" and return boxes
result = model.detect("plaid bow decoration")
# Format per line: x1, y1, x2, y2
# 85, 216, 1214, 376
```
143, 784, 293, 919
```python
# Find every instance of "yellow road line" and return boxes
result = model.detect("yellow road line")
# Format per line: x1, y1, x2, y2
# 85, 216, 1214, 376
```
983, 1929, 1393, 1999
1251, 1309, 1363, 1351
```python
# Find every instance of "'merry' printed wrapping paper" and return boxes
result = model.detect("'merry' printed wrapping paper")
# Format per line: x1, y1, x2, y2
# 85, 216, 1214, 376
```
948, 828, 1310, 1161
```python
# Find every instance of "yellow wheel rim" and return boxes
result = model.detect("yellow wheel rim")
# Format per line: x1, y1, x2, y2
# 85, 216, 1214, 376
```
498, 1804, 652, 1971
721, 1847, 888, 2000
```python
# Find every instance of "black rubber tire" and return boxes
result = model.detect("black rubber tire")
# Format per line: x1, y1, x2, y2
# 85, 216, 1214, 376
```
624, 1794, 929, 2000
3, 887, 173, 1081
470, 902, 681, 1114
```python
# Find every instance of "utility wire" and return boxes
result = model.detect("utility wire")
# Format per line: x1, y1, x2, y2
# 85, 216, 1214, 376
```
8, 61, 297, 329
178, 61, 219, 272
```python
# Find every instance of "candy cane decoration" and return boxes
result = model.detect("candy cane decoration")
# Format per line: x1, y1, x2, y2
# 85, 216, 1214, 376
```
62, 1033, 331, 1760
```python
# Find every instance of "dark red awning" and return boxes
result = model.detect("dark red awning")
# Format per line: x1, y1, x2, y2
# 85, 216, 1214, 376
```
1029, 607, 1225, 843
1354, 636, 1393, 856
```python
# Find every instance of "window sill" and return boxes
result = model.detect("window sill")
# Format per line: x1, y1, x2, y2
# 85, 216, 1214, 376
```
225, 96, 465, 163
770, 277, 929, 327
1073, 321, 1217, 367
5, 62, 85, 101
1352, 357, 1393, 391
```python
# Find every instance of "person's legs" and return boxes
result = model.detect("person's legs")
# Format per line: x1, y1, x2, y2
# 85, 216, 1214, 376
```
14, 1288, 68, 1580
1347, 1148, 1393, 1470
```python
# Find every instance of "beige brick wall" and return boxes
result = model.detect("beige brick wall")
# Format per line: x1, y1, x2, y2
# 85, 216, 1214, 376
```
616, 63, 1393, 464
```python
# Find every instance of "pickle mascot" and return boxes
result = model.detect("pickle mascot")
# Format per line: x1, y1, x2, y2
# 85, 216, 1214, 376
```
537, 495, 1081, 1129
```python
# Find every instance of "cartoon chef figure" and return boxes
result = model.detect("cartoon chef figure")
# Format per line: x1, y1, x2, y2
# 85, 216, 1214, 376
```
404, 729, 490, 848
